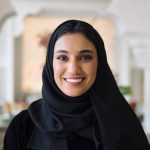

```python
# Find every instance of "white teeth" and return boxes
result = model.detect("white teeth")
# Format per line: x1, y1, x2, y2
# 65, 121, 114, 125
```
65, 78, 83, 83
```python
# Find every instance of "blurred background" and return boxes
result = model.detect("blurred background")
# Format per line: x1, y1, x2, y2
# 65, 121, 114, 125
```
0, 0, 150, 147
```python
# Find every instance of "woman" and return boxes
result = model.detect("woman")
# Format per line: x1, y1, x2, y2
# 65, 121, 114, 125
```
4, 20, 150, 150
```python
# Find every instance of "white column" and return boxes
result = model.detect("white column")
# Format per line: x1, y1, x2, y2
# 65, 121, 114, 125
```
143, 69, 150, 133
0, 31, 7, 104
116, 35, 131, 86
2, 17, 15, 103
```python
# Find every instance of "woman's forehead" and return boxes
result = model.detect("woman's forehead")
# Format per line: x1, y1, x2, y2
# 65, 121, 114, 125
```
54, 33, 97, 52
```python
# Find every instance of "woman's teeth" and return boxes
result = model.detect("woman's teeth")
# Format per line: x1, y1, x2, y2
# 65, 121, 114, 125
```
65, 78, 84, 83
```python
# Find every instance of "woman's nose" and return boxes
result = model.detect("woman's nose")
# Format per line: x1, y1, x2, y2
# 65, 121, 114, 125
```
67, 60, 81, 74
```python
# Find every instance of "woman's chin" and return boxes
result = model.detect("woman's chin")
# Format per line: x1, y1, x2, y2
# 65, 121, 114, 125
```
62, 90, 86, 97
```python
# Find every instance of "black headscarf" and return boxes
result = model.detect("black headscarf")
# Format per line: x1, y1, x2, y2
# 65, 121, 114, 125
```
27, 20, 150, 150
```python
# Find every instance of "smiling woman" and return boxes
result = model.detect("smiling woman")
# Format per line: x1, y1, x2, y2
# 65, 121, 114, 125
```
53, 33, 98, 97
3, 20, 150, 150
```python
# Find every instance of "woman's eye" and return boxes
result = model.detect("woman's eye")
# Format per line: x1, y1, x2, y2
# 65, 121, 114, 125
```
80, 55, 93, 61
57, 55, 68, 61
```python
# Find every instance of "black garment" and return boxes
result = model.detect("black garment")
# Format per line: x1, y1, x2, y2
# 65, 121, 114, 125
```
32, 19, 149, 150
4, 20, 150, 150
4, 110, 96, 150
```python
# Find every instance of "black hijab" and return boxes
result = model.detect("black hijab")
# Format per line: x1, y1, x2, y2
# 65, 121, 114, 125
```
27, 20, 150, 150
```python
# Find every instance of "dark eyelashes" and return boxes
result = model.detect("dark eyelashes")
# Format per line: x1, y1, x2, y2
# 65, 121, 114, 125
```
56, 55, 94, 62
80, 55, 93, 61
56, 55, 68, 61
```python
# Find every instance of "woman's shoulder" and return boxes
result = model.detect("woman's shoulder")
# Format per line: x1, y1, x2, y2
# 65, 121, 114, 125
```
7, 99, 43, 132
13, 109, 31, 120
4, 110, 34, 149
7, 109, 34, 133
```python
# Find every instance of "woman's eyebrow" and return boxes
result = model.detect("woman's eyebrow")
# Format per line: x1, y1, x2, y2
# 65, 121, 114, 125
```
79, 50, 94, 54
55, 49, 95, 54
55, 50, 68, 53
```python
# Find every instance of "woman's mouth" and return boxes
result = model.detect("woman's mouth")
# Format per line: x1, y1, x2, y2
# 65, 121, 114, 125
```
63, 77, 85, 86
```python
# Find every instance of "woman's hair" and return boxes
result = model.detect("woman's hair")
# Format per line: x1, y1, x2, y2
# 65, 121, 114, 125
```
52, 20, 102, 50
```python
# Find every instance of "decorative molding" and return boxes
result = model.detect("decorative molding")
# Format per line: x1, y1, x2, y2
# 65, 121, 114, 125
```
10, 0, 115, 37
0, 1, 16, 31
128, 33, 150, 69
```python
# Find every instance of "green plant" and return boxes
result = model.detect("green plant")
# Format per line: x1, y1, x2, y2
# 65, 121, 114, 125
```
119, 86, 132, 95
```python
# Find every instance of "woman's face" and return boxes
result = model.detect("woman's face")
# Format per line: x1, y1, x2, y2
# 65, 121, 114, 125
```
53, 33, 98, 97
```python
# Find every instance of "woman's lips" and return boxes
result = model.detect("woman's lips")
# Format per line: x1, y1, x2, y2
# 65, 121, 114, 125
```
63, 77, 85, 86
